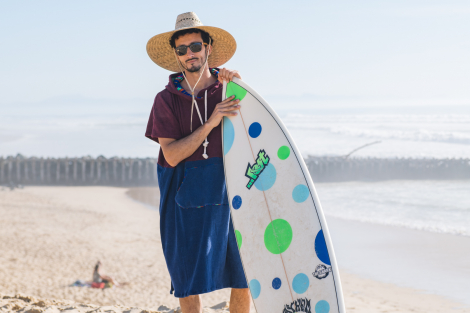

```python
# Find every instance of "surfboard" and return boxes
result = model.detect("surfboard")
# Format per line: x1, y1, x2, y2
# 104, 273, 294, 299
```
221, 78, 345, 313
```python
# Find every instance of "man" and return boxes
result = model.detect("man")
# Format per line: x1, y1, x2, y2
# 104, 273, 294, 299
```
145, 12, 251, 313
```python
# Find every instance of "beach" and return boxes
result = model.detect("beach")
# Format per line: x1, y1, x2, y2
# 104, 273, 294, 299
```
2, 1, 470, 312
1, 186, 469, 312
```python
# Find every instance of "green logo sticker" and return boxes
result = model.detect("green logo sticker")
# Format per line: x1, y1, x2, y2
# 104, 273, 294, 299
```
245, 149, 270, 189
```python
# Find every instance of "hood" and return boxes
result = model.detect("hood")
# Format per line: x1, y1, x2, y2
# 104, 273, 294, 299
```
165, 69, 222, 100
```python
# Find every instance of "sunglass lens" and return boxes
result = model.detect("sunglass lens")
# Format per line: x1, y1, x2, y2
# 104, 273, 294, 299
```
189, 43, 203, 53
175, 46, 187, 56
175, 43, 203, 56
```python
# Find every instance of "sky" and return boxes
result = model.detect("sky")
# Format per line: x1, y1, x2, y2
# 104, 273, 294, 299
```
1, 1, 470, 157
1, 1, 470, 107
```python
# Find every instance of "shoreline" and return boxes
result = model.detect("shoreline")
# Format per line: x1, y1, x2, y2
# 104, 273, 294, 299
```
327, 217, 470, 306
0, 186, 468, 312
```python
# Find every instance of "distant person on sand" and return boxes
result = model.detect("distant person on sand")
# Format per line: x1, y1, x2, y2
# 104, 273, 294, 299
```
93, 261, 119, 287
145, 12, 250, 313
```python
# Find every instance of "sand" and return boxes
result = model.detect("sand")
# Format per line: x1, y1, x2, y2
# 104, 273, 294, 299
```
0, 186, 469, 313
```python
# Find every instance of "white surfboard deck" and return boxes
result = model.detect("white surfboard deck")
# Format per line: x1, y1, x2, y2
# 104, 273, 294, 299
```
222, 78, 345, 313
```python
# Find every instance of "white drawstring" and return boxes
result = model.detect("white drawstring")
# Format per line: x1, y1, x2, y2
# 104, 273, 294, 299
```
192, 90, 209, 159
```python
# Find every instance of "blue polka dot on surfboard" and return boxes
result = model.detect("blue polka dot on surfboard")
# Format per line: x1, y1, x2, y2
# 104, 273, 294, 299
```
249, 279, 261, 299
272, 277, 282, 290
315, 229, 331, 265
292, 273, 309, 294
315, 300, 330, 313
254, 163, 276, 191
292, 184, 310, 203
232, 195, 242, 210
248, 122, 262, 138
223, 117, 234, 155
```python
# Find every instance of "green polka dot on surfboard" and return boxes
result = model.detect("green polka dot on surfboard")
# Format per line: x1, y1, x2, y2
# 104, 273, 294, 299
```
235, 230, 242, 249
277, 145, 290, 160
226, 81, 247, 101
264, 219, 293, 254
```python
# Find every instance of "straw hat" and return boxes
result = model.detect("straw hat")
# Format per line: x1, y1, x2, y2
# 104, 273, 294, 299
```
146, 12, 237, 72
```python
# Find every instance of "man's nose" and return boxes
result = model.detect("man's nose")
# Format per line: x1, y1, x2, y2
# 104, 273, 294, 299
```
186, 48, 195, 58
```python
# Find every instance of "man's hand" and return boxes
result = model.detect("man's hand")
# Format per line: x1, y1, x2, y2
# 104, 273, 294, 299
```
218, 68, 242, 82
209, 67, 242, 128
206, 95, 240, 129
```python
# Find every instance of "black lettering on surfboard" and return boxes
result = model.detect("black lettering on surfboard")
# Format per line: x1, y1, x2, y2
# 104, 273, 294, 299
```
282, 297, 312, 313
312, 264, 332, 280
245, 149, 270, 189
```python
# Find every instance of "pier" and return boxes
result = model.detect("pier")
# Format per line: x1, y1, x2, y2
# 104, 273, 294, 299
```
1, 155, 469, 187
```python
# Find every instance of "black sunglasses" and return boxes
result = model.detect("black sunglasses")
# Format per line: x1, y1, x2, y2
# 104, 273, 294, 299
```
175, 42, 207, 56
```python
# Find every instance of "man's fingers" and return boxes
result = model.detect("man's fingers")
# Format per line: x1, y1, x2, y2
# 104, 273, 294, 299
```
215, 105, 240, 117
219, 68, 226, 82
219, 105, 240, 112
218, 103, 239, 110
221, 111, 238, 116
219, 95, 235, 104
217, 68, 242, 82
218, 99, 239, 108
222, 95, 235, 103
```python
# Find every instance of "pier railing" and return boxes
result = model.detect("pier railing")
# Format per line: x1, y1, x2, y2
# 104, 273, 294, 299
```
305, 156, 470, 182
0, 155, 158, 187
1, 155, 469, 187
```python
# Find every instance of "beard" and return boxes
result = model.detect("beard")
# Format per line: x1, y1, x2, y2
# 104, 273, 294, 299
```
185, 58, 203, 73
183, 49, 207, 73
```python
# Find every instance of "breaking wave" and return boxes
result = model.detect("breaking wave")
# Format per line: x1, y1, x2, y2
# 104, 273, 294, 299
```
282, 114, 470, 145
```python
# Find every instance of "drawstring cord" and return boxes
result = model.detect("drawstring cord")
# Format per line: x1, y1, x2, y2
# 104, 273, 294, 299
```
191, 90, 209, 159
173, 38, 211, 159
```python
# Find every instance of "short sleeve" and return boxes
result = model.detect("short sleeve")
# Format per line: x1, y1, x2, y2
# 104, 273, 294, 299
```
145, 92, 182, 143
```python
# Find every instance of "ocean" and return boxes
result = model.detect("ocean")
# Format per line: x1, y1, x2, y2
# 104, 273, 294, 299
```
316, 180, 470, 237
282, 113, 470, 159
3, 106, 470, 158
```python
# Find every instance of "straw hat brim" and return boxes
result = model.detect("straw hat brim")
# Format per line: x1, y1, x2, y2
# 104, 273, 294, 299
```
146, 26, 236, 72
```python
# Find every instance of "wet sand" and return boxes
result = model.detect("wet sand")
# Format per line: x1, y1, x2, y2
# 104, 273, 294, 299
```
328, 217, 470, 306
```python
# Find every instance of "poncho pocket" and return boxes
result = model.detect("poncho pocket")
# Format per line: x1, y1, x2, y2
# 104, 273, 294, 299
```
175, 158, 228, 209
